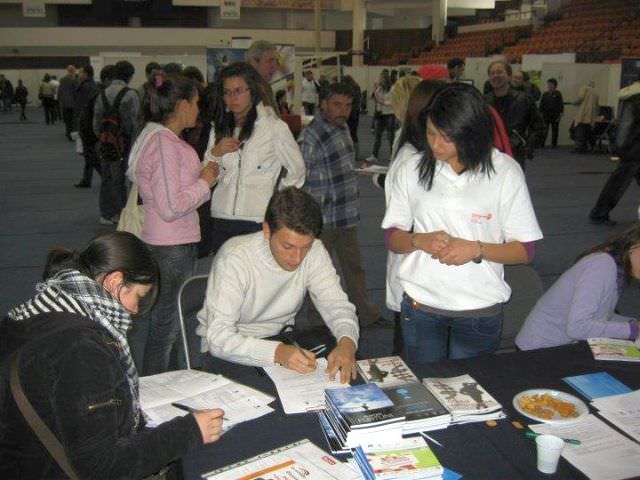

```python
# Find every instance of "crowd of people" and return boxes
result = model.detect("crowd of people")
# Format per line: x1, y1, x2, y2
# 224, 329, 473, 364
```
2, 43, 640, 478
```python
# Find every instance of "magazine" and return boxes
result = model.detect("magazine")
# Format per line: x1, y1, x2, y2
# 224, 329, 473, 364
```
587, 337, 640, 362
358, 356, 420, 387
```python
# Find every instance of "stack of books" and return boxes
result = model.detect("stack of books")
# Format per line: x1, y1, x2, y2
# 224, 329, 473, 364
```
352, 436, 444, 480
422, 374, 505, 425
358, 357, 451, 434
321, 383, 405, 452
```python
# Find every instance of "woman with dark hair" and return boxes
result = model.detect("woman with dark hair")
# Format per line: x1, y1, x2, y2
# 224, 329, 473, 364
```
126, 73, 218, 375
384, 79, 446, 356
1, 231, 224, 479
204, 62, 305, 254
516, 225, 640, 350
39, 73, 56, 125
382, 84, 542, 363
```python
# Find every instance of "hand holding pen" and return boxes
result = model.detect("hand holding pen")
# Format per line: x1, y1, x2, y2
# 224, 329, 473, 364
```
170, 404, 226, 445
274, 341, 317, 374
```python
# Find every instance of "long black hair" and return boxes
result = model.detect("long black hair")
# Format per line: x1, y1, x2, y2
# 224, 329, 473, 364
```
211, 62, 272, 143
418, 83, 495, 190
43, 231, 159, 313
577, 224, 640, 285
142, 73, 198, 125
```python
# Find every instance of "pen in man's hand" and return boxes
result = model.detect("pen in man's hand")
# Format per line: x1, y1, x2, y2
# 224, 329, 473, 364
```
171, 403, 229, 421
293, 340, 315, 363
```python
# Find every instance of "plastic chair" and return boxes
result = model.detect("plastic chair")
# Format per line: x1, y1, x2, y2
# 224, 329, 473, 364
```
499, 265, 543, 352
177, 274, 209, 370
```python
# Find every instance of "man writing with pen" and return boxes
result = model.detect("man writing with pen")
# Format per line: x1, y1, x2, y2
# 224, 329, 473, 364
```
196, 187, 360, 383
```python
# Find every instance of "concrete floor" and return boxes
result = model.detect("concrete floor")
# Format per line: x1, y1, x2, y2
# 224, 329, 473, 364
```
1, 106, 638, 358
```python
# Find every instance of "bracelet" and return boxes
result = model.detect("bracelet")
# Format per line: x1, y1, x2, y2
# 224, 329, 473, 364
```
473, 241, 484, 264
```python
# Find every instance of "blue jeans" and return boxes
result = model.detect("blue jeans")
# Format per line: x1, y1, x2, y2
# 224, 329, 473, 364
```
400, 297, 503, 363
129, 243, 196, 375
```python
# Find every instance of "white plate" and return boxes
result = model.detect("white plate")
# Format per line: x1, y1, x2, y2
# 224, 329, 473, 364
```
513, 389, 589, 424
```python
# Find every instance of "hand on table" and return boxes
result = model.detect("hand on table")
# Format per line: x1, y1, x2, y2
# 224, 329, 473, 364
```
193, 409, 225, 444
326, 337, 357, 384
274, 343, 317, 374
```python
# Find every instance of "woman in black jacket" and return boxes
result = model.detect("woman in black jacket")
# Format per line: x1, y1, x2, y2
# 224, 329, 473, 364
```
0, 231, 224, 479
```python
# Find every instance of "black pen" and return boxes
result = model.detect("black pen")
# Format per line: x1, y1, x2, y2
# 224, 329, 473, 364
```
171, 403, 230, 421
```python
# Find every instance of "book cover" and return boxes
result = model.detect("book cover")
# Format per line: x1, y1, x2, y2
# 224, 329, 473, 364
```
357, 356, 419, 387
562, 372, 632, 400
587, 337, 640, 362
383, 383, 449, 422
325, 383, 401, 428
354, 437, 444, 480
423, 374, 501, 416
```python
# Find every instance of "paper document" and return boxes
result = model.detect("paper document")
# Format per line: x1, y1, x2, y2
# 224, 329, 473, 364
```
203, 439, 360, 480
139, 370, 275, 429
264, 358, 349, 414
592, 389, 640, 442
530, 414, 640, 480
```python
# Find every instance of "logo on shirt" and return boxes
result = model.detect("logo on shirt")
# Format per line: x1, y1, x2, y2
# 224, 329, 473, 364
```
471, 212, 493, 223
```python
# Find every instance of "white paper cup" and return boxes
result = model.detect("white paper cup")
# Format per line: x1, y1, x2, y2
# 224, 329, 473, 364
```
536, 434, 565, 474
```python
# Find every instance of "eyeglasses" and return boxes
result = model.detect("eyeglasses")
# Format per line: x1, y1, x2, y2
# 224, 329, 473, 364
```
223, 87, 250, 97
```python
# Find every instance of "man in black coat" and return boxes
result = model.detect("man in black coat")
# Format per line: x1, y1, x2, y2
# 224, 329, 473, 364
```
73, 65, 101, 188
484, 60, 544, 171
539, 78, 564, 148
589, 74, 640, 226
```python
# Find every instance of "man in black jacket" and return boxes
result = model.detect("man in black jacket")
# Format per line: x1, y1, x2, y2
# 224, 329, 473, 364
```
484, 60, 544, 171
73, 64, 101, 188
589, 75, 640, 226
539, 78, 564, 148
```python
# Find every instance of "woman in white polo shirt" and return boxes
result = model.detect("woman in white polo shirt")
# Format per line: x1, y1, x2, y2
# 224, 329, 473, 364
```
382, 84, 542, 363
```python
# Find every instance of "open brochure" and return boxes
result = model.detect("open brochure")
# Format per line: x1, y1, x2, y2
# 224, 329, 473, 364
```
202, 439, 361, 480
139, 370, 275, 429
587, 337, 640, 362
357, 356, 419, 388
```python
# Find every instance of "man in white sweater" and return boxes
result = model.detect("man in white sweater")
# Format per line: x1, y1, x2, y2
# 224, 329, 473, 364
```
196, 187, 359, 383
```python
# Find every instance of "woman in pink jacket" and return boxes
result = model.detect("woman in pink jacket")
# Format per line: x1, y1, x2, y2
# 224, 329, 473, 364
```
129, 73, 218, 375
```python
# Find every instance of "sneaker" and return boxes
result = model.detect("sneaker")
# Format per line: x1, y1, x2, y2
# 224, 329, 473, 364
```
588, 215, 616, 227
99, 216, 117, 225
74, 182, 90, 188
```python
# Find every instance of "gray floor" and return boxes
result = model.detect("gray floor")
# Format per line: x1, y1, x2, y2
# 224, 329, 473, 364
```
1, 107, 639, 359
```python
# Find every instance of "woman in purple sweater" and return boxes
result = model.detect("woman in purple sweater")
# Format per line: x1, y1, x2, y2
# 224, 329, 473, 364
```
516, 226, 640, 350
128, 73, 218, 374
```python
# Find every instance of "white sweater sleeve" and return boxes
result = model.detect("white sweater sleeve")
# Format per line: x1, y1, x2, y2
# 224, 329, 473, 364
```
196, 250, 281, 367
273, 119, 306, 188
306, 242, 360, 347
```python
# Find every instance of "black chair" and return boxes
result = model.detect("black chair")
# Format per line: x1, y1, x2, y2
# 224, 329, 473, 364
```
177, 274, 209, 369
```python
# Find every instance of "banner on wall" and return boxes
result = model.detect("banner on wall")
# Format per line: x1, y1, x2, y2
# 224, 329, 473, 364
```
23, 0, 46, 17
220, 0, 241, 20
620, 57, 640, 89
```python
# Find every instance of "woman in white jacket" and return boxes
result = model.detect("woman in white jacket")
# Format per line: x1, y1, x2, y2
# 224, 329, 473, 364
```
205, 62, 305, 254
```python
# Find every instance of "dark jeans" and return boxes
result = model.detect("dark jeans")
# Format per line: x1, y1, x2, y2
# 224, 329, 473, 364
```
590, 144, 640, 220
129, 243, 197, 376
400, 297, 503, 363
62, 107, 74, 137
574, 123, 593, 152
543, 118, 559, 147
372, 114, 395, 159
99, 159, 126, 219
79, 137, 101, 185
42, 97, 55, 124
303, 102, 315, 116
209, 217, 262, 256
19, 102, 26, 120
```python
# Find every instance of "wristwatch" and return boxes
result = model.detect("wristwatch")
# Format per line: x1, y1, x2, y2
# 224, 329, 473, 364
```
473, 241, 484, 264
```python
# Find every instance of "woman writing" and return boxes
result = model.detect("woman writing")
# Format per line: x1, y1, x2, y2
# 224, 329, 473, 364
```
128, 73, 218, 375
1, 232, 223, 479
382, 84, 543, 363
204, 62, 305, 254
516, 226, 640, 350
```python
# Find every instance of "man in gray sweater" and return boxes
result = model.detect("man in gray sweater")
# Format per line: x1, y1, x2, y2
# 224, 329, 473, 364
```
197, 187, 359, 384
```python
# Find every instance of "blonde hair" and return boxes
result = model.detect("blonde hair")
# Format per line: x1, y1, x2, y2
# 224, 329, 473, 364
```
390, 76, 422, 122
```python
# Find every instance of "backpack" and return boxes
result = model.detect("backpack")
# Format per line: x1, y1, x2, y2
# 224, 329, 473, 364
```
97, 87, 130, 163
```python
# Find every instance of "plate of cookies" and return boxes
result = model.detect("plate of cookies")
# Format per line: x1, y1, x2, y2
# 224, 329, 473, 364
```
513, 389, 588, 424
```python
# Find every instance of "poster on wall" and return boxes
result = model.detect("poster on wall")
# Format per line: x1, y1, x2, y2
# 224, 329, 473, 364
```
220, 0, 241, 20
23, 0, 46, 17
620, 57, 640, 88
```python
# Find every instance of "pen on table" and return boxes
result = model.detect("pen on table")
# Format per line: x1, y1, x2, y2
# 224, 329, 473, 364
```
420, 432, 444, 448
171, 403, 230, 421
525, 431, 581, 445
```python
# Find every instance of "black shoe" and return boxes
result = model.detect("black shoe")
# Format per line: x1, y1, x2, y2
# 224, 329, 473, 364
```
74, 182, 90, 188
589, 216, 616, 226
